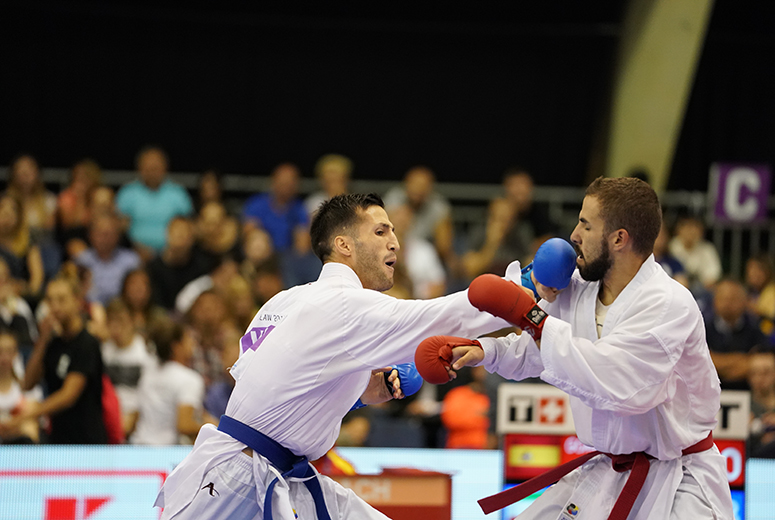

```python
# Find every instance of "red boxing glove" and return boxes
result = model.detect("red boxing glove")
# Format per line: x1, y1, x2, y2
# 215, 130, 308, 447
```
414, 335, 482, 384
468, 273, 548, 340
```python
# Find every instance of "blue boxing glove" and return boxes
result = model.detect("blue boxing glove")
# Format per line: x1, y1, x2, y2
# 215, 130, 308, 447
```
520, 238, 577, 302
532, 238, 577, 291
351, 363, 423, 411
520, 263, 539, 299
384, 362, 423, 397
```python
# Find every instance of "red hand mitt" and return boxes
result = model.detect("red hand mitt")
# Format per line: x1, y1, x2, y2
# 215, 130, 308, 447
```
414, 335, 482, 384
468, 273, 548, 340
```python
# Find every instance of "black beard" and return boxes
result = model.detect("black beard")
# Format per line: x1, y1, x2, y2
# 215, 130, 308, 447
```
578, 239, 611, 282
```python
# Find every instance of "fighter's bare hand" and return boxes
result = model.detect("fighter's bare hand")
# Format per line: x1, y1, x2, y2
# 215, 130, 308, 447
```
444, 345, 485, 379
360, 367, 402, 405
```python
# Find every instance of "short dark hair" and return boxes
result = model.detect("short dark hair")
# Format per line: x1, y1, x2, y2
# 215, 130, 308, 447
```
585, 176, 661, 258
310, 193, 384, 262
150, 318, 185, 362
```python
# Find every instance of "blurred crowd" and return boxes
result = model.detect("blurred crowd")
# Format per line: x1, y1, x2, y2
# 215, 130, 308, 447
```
0, 147, 773, 460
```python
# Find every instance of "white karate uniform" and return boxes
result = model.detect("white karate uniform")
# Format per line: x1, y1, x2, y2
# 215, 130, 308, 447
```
478, 256, 734, 519
156, 261, 514, 519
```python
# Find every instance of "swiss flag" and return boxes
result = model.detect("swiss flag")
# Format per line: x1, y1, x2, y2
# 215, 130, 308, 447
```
45, 497, 111, 520
538, 397, 565, 424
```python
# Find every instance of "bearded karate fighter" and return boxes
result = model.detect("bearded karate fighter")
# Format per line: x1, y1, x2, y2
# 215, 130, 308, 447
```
416, 177, 733, 519
155, 193, 518, 520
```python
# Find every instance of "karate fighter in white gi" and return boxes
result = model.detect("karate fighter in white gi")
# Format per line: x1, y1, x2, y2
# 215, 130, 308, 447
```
155, 193, 518, 520
417, 177, 734, 519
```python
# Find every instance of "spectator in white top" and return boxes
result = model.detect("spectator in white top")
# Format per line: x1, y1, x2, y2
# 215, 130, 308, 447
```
129, 319, 216, 445
0, 258, 38, 361
668, 215, 722, 295
101, 299, 156, 436
389, 203, 446, 299
0, 332, 39, 443
383, 166, 456, 271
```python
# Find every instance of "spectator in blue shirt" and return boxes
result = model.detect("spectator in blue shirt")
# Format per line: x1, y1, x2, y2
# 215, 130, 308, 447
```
242, 163, 321, 287
705, 278, 769, 390
242, 163, 309, 254
76, 213, 141, 305
116, 146, 193, 259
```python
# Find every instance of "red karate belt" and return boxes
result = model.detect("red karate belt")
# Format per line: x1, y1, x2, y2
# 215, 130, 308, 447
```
479, 432, 714, 520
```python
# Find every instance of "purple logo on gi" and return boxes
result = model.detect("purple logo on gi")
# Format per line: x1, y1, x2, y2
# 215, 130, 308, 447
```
240, 326, 275, 353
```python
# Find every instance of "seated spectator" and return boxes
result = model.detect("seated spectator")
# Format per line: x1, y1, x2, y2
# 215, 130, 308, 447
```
174, 254, 240, 315
441, 365, 493, 449
653, 221, 689, 287
249, 256, 284, 308
196, 201, 240, 267
389, 204, 446, 299
384, 165, 455, 271
6, 155, 60, 279
202, 326, 241, 419
243, 163, 321, 286
120, 269, 168, 338
240, 228, 279, 281
705, 278, 768, 390
242, 162, 309, 254
14, 277, 108, 444
669, 215, 722, 295
6, 154, 57, 243
129, 319, 216, 445
0, 258, 38, 361
0, 194, 45, 300
304, 154, 353, 217
240, 227, 306, 304
65, 186, 123, 261
148, 217, 211, 310
90, 185, 118, 220
76, 214, 141, 305
196, 169, 224, 210
224, 275, 258, 332
0, 332, 39, 443
748, 349, 775, 458
101, 299, 157, 436
57, 158, 102, 245
745, 254, 775, 329
463, 168, 559, 278
186, 290, 237, 390
116, 145, 193, 260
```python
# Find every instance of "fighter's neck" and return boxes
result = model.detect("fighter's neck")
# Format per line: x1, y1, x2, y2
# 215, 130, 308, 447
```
598, 256, 646, 305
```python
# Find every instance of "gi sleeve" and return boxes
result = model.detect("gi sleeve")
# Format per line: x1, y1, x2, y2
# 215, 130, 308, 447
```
341, 288, 514, 368
478, 332, 544, 380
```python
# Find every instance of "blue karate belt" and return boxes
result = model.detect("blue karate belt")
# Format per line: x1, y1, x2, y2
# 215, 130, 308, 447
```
218, 415, 332, 520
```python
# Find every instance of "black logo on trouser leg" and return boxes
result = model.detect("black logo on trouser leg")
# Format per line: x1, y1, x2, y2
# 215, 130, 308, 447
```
201, 482, 220, 497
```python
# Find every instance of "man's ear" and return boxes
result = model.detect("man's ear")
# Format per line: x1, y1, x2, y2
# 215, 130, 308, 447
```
333, 235, 354, 257
610, 228, 630, 252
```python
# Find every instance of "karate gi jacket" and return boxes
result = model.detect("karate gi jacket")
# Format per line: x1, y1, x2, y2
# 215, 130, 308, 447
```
157, 261, 516, 519
478, 256, 734, 519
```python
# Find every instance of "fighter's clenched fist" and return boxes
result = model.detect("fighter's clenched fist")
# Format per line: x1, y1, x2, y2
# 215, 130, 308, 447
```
414, 335, 482, 384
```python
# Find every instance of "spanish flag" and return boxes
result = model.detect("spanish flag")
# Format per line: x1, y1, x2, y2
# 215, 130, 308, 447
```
504, 434, 561, 480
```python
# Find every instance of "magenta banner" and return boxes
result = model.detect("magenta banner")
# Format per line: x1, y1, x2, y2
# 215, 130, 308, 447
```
709, 163, 771, 224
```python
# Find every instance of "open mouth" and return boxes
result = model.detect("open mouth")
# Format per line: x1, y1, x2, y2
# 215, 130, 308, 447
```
573, 245, 584, 262
385, 259, 396, 271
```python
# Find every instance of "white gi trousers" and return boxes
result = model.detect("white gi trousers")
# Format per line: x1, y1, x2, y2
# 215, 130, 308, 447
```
514, 448, 728, 520
159, 450, 389, 520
